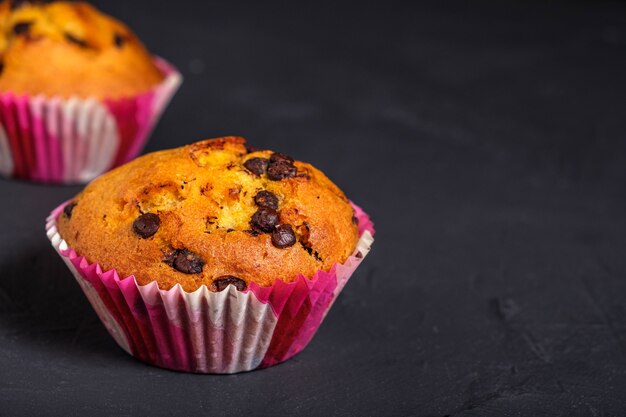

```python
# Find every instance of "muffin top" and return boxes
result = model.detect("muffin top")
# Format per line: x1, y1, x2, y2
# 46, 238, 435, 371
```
57, 137, 360, 292
0, 0, 164, 99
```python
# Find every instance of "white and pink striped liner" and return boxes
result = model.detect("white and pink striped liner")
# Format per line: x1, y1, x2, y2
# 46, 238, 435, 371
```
0, 57, 181, 183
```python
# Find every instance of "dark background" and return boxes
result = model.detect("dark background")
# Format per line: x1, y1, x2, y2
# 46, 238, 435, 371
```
1, 0, 626, 416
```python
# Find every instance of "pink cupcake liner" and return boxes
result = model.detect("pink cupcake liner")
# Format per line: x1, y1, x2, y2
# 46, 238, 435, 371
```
0, 57, 182, 184
46, 201, 375, 374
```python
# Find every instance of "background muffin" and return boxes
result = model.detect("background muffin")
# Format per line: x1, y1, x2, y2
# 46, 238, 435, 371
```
57, 137, 360, 292
0, 0, 164, 98
0, 0, 181, 184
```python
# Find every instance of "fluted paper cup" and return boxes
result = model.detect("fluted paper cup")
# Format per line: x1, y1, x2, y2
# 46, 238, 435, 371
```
0, 57, 182, 184
46, 201, 375, 373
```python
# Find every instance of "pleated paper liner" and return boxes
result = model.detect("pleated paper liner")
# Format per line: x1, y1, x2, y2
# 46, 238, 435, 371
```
47, 201, 375, 373
0, 57, 182, 184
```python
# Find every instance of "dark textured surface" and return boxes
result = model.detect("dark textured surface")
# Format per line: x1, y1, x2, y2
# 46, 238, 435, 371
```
2, 1, 626, 416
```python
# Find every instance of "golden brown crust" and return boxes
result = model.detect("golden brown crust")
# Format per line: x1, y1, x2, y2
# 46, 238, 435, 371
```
0, 1, 164, 99
57, 137, 359, 292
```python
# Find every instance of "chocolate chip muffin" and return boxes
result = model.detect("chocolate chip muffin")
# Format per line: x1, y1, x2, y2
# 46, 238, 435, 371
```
0, 0, 164, 98
57, 137, 360, 292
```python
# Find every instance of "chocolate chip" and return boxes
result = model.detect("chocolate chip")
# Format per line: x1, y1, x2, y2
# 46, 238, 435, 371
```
13, 21, 32, 36
212, 275, 247, 292
270, 152, 294, 164
251, 207, 279, 233
267, 152, 297, 180
352, 215, 359, 225
267, 161, 297, 181
64, 33, 89, 48
164, 249, 204, 274
254, 190, 279, 209
63, 201, 77, 219
271, 224, 296, 248
113, 32, 125, 48
355, 251, 363, 259
243, 157, 269, 176
132, 213, 160, 238
0, 62, 5, 75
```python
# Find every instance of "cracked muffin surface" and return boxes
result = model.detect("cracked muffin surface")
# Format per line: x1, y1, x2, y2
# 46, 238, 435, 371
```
57, 137, 360, 292
0, 0, 164, 98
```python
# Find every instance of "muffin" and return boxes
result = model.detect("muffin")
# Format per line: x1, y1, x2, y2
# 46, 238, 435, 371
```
47, 137, 375, 373
0, 0, 181, 183
0, 0, 164, 98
